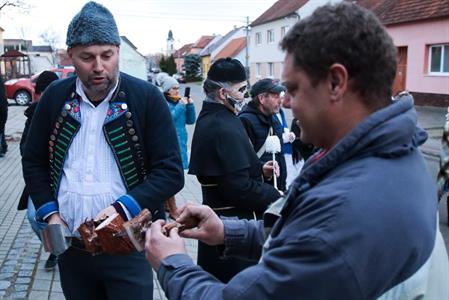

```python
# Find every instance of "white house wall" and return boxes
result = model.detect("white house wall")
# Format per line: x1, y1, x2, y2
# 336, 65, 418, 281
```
119, 40, 147, 81
29, 55, 53, 74
234, 49, 246, 66
249, 0, 341, 83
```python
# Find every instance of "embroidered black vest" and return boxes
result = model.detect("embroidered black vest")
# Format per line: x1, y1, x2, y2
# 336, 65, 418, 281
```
48, 91, 147, 197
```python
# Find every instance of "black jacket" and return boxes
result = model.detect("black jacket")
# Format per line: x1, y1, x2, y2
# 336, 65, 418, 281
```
0, 78, 7, 132
22, 73, 184, 221
238, 101, 287, 191
189, 101, 280, 283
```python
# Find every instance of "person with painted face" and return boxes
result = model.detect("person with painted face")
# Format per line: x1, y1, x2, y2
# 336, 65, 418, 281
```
188, 57, 281, 283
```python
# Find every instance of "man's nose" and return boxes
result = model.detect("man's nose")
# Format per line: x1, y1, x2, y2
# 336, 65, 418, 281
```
93, 57, 104, 73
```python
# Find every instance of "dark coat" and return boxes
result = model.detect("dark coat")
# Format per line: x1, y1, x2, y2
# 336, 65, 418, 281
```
290, 118, 316, 163
0, 77, 7, 133
238, 101, 287, 191
189, 101, 280, 283
22, 73, 184, 221
17, 103, 38, 210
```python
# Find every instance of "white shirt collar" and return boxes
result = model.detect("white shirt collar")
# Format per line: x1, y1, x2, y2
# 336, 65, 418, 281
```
75, 76, 119, 108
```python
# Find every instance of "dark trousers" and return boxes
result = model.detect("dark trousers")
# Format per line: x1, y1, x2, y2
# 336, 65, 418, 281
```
0, 130, 6, 154
58, 247, 154, 300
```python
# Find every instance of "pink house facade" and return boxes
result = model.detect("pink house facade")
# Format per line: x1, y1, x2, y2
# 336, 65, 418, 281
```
355, 0, 449, 106
387, 18, 449, 106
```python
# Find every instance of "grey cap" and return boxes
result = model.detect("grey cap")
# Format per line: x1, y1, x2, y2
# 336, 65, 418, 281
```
250, 78, 285, 98
161, 77, 179, 93
66, 1, 121, 47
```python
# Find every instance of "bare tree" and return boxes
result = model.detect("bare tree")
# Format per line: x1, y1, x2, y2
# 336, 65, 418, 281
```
40, 29, 60, 66
0, 0, 29, 12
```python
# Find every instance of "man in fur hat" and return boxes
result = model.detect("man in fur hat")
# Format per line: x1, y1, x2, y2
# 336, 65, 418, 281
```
22, 2, 183, 299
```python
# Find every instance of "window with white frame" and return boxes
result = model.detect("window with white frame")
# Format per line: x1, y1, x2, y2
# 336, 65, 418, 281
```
268, 62, 274, 77
429, 44, 449, 74
256, 63, 261, 77
255, 32, 262, 46
281, 26, 290, 38
267, 29, 274, 44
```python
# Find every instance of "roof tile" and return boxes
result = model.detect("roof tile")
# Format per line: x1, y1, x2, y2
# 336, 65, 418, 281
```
213, 37, 247, 60
251, 0, 307, 26
354, 0, 449, 25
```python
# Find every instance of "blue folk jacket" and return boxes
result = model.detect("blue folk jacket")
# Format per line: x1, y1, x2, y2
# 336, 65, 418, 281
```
22, 73, 184, 221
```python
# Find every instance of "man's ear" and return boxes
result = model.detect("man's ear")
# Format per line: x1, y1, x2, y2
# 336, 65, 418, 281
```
67, 48, 73, 58
328, 63, 348, 102
218, 87, 226, 100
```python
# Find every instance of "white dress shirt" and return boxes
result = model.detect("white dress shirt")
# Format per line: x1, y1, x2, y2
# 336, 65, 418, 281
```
58, 78, 126, 233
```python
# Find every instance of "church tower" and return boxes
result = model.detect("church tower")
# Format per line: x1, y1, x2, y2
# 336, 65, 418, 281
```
166, 30, 174, 56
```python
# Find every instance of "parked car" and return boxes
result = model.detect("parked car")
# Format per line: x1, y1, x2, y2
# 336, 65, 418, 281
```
5, 67, 76, 106
173, 72, 186, 83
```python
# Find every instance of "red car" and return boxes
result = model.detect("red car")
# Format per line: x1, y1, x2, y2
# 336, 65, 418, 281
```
5, 67, 76, 105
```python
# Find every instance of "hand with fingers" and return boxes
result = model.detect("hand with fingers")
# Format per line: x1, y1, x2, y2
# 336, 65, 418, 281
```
47, 212, 68, 227
94, 205, 117, 221
262, 160, 279, 179
145, 220, 187, 270
175, 203, 224, 246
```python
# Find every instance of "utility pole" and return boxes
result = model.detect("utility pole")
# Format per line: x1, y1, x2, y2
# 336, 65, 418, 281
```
245, 16, 251, 88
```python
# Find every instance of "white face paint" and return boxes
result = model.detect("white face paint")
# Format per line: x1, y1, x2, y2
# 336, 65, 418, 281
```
225, 81, 247, 111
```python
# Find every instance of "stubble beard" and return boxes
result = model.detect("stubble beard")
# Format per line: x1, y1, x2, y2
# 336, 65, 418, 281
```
85, 71, 119, 101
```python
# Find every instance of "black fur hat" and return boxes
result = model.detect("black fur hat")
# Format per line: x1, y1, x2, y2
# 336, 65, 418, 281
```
35, 71, 59, 94
207, 57, 246, 83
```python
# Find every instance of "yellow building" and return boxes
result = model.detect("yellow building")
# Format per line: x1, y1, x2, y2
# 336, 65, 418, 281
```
201, 55, 211, 80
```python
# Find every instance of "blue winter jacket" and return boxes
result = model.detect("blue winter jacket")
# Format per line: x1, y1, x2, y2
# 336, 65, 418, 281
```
156, 98, 441, 299
166, 96, 196, 169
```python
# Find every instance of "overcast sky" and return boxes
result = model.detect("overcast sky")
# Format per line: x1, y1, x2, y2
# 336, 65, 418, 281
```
0, 0, 277, 55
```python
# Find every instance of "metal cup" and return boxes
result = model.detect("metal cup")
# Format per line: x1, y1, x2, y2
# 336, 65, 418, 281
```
40, 224, 72, 256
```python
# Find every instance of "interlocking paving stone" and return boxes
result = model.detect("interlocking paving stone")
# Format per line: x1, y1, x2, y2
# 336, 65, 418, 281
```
0, 274, 14, 280
14, 277, 31, 284
28, 291, 48, 300
49, 292, 65, 300
9, 291, 27, 299
13, 284, 28, 292
32, 279, 51, 291
0, 281, 10, 289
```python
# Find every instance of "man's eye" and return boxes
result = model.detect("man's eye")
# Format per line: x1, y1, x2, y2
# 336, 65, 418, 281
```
238, 86, 247, 93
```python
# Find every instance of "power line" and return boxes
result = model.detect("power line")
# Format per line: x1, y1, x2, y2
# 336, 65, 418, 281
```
117, 12, 247, 23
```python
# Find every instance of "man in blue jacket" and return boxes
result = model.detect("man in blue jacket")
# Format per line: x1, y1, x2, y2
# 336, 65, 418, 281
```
22, 2, 183, 299
144, 2, 448, 299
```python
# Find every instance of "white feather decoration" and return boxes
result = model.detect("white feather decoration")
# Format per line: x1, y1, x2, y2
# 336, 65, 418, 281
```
265, 135, 281, 190
265, 135, 281, 153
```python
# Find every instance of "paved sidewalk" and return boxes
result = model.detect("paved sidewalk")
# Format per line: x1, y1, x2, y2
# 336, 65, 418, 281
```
0, 104, 202, 300
0, 102, 447, 299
